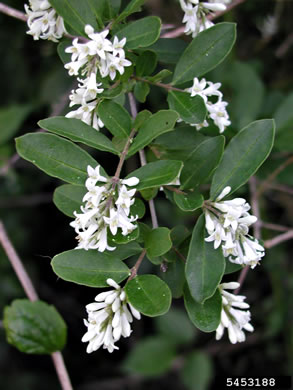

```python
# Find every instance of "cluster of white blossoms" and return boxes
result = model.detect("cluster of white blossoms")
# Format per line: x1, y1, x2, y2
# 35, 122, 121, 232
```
64, 25, 131, 130
82, 278, 141, 353
216, 282, 254, 344
179, 0, 231, 37
204, 186, 265, 268
24, 0, 66, 42
186, 77, 231, 133
70, 165, 139, 252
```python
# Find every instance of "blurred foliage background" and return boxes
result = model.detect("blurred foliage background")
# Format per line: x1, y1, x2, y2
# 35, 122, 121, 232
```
0, 0, 293, 389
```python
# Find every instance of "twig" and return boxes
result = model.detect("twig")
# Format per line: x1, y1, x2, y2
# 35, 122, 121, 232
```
162, 0, 246, 38
264, 230, 293, 249
164, 185, 186, 195
0, 221, 73, 390
133, 76, 183, 92
113, 128, 137, 180
0, 2, 27, 22
128, 249, 147, 281
255, 155, 293, 199
260, 222, 291, 233
266, 182, 293, 196
128, 93, 159, 229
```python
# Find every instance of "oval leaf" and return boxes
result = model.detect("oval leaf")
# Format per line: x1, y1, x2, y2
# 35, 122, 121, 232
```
145, 227, 172, 259
167, 91, 207, 124
210, 119, 275, 200
97, 100, 131, 138
174, 191, 204, 212
115, 16, 161, 49
3, 299, 67, 354
185, 215, 225, 303
180, 136, 225, 190
172, 23, 236, 86
38, 117, 119, 155
125, 275, 172, 317
53, 184, 86, 217
184, 285, 222, 332
127, 160, 183, 190
128, 110, 179, 156
16, 133, 98, 185
51, 249, 130, 287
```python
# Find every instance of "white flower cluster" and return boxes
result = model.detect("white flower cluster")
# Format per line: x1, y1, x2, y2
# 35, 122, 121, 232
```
24, 0, 66, 42
82, 278, 141, 353
216, 282, 254, 344
64, 25, 131, 130
204, 186, 265, 268
179, 0, 231, 37
70, 165, 139, 252
186, 77, 231, 133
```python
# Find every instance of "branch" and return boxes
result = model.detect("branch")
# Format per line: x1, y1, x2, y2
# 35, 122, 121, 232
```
161, 0, 246, 38
0, 2, 27, 22
264, 230, 293, 249
128, 249, 147, 281
255, 155, 293, 199
133, 76, 183, 92
128, 93, 159, 229
0, 221, 73, 390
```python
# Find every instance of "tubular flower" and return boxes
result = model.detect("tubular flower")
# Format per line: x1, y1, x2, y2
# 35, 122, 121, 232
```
216, 282, 254, 344
82, 278, 141, 353
70, 165, 139, 252
204, 186, 265, 268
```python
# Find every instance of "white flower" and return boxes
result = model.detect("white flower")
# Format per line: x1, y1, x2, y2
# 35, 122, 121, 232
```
204, 186, 265, 268
185, 77, 230, 133
71, 165, 140, 252
216, 282, 254, 344
82, 278, 141, 353
25, 0, 66, 42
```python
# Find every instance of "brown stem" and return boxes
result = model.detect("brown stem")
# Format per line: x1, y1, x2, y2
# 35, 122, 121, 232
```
128, 249, 147, 280
133, 76, 183, 92
260, 222, 291, 233
128, 93, 159, 229
161, 0, 246, 38
113, 127, 137, 180
173, 247, 186, 263
255, 155, 293, 199
0, 2, 27, 22
0, 221, 73, 390
164, 185, 186, 195
264, 230, 293, 249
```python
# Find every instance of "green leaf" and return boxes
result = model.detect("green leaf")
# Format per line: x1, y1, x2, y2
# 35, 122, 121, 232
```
128, 110, 179, 156
186, 215, 225, 303
0, 104, 32, 145
125, 275, 172, 316
172, 23, 236, 86
210, 119, 275, 199
97, 100, 131, 138
149, 38, 188, 64
51, 249, 130, 287
49, 0, 99, 36
180, 136, 225, 190
167, 91, 207, 124
184, 285, 222, 332
38, 117, 119, 155
16, 133, 98, 185
108, 224, 139, 245
160, 258, 185, 298
88, 0, 120, 23
110, 242, 143, 260
57, 40, 72, 65
115, 16, 161, 49
145, 227, 172, 259
127, 160, 183, 190
274, 92, 293, 152
122, 336, 176, 377
174, 191, 204, 212
224, 260, 243, 275
53, 184, 86, 217
130, 198, 146, 219
134, 110, 152, 130
3, 299, 67, 354
181, 351, 213, 390
114, 0, 145, 25
154, 307, 195, 345
134, 82, 150, 103
136, 51, 157, 76
147, 69, 173, 83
